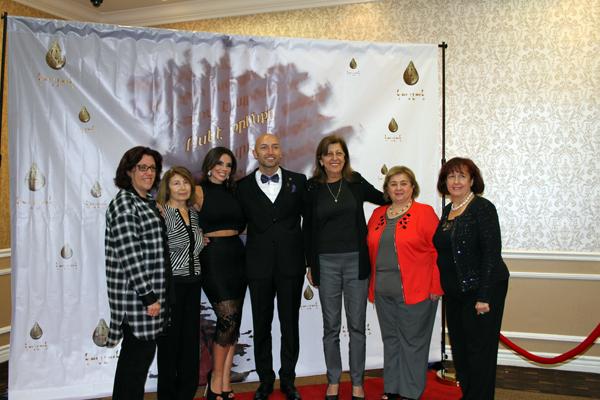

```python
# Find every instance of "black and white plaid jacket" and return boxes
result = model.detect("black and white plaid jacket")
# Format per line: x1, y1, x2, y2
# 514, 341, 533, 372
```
105, 188, 167, 346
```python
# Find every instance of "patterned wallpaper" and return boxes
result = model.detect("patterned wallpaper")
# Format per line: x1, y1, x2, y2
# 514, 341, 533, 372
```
159, 0, 600, 253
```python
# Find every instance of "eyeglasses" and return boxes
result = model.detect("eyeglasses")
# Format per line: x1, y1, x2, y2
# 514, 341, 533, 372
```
136, 164, 157, 173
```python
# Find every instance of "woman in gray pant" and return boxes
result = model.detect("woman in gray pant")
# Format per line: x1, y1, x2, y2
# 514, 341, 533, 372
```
305, 134, 386, 400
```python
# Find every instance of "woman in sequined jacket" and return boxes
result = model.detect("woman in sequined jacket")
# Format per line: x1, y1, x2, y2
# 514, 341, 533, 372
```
432, 157, 509, 400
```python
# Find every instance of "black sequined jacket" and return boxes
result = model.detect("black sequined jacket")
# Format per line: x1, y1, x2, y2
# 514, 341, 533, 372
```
439, 196, 510, 303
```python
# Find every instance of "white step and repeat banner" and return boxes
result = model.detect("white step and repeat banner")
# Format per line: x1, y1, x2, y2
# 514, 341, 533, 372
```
8, 16, 441, 400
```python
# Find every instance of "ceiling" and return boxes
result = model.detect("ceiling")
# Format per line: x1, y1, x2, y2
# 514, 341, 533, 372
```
14, 0, 377, 26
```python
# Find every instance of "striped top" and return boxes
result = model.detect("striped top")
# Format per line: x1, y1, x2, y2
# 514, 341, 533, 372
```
163, 205, 204, 279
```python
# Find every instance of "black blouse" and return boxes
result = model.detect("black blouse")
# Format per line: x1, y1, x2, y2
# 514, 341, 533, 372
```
197, 181, 245, 234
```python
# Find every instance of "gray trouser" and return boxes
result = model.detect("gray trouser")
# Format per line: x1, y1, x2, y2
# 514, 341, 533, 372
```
318, 252, 368, 386
375, 293, 438, 399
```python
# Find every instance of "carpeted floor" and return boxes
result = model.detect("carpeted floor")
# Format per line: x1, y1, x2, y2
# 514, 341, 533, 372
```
2, 362, 599, 399
194, 371, 461, 400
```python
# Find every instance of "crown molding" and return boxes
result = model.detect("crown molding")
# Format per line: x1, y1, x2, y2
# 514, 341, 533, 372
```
12, 0, 96, 22
13, 0, 378, 26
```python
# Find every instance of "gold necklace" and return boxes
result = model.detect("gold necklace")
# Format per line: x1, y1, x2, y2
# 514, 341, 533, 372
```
326, 180, 343, 203
388, 201, 411, 217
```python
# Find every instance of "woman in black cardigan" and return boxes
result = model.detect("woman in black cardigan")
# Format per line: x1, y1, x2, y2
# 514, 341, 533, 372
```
305, 134, 385, 400
432, 157, 510, 400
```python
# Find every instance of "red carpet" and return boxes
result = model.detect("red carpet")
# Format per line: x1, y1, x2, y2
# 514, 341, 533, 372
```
196, 371, 461, 399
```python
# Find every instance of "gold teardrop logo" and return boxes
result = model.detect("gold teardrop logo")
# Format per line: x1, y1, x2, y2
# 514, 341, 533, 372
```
92, 319, 109, 347
381, 164, 389, 175
30, 322, 43, 340
303, 285, 314, 300
403, 61, 419, 85
90, 181, 102, 198
349, 58, 358, 69
388, 118, 398, 133
46, 40, 66, 70
26, 163, 47, 191
60, 244, 73, 259
79, 106, 91, 123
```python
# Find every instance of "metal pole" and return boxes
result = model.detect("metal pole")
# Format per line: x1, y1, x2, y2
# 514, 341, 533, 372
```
0, 13, 8, 168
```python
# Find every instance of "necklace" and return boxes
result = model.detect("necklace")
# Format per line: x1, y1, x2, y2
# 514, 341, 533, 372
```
326, 180, 343, 203
451, 192, 474, 211
388, 201, 411, 217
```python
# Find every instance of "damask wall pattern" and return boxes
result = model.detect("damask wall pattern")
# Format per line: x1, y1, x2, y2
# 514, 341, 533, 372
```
159, 0, 600, 253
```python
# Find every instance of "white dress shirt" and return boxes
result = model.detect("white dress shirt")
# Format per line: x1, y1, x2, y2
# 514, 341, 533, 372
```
255, 168, 282, 203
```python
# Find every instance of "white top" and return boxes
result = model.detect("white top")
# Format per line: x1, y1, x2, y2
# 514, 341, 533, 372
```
255, 168, 282, 203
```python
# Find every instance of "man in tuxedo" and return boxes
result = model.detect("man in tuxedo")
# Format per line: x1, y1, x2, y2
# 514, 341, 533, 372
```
237, 133, 307, 400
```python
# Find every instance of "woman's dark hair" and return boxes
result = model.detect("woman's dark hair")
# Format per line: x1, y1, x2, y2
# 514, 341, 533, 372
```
114, 146, 163, 190
312, 134, 354, 183
437, 157, 485, 195
383, 165, 420, 201
156, 166, 196, 206
201, 146, 237, 190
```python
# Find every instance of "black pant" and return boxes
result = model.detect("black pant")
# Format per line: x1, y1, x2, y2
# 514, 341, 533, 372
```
248, 274, 304, 387
445, 280, 508, 400
112, 323, 157, 400
157, 279, 202, 400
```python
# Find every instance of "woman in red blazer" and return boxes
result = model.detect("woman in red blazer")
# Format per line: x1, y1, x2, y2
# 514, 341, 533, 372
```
366, 166, 443, 400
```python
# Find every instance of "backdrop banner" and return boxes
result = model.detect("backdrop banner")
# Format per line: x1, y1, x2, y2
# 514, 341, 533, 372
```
8, 16, 441, 400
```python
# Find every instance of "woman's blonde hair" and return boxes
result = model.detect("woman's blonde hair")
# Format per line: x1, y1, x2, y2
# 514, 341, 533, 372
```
383, 166, 420, 201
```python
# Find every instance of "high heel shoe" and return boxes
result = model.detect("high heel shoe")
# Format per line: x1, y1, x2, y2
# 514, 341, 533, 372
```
204, 371, 223, 400
325, 383, 339, 400
222, 389, 235, 399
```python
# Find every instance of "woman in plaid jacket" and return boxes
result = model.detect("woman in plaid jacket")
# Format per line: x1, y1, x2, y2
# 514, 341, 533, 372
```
105, 146, 169, 400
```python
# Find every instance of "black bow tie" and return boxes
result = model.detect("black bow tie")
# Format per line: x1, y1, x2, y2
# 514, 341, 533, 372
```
260, 174, 279, 184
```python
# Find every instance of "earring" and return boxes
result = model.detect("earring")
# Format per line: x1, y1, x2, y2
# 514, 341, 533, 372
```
208, 171, 212, 176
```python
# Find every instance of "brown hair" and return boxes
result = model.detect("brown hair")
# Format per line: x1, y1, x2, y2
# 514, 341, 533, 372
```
156, 166, 196, 206
383, 166, 420, 201
200, 147, 237, 190
437, 157, 485, 195
114, 146, 163, 191
312, 134, 354, 183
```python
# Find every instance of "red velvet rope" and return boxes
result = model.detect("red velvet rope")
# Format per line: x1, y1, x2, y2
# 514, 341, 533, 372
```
499, 323, 600, 364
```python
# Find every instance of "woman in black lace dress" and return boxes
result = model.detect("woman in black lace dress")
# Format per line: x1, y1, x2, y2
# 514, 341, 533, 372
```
432, 157, 510, 400
196, 147, 246, 400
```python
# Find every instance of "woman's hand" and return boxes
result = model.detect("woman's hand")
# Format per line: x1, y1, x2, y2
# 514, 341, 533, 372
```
306, 267, 317, 287
146, 301, 161, 317
475, 301, 490, 315
429, 293, 441, 301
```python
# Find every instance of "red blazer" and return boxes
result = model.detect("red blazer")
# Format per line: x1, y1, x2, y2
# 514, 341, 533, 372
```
367, 201, 443, 304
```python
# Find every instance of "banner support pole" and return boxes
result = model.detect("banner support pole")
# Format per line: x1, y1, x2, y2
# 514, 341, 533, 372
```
0, 12, 8, 169
436, 41, 458, 385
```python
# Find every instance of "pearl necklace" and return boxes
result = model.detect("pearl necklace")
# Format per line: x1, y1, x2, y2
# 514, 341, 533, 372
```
451, 192, 474, 211
388, 201, 412, 217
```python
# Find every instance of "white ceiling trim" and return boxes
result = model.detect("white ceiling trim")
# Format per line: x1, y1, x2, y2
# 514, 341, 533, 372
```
13, 0, 378, 27
12, 0, 95, 22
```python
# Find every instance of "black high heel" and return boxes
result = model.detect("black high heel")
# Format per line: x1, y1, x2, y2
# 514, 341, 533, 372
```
222, 389, 235, 399
204, 371, 223, 400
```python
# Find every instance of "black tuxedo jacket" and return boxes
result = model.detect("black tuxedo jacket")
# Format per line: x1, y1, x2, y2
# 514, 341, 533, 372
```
236, 168, 307, 280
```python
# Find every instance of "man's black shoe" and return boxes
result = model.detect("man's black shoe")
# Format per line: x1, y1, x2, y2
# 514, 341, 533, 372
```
281, 384, 302, 400
253, 382, 274, 400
